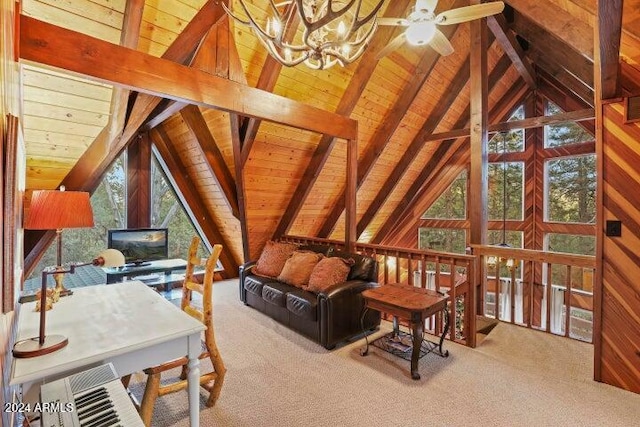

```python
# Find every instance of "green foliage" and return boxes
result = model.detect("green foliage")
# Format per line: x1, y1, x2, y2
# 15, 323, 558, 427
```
422, 171, 467, 219
488, 162, 523, 221
545, 102, 593, 147
418, 228, 466, 254
547, 155, 596, 223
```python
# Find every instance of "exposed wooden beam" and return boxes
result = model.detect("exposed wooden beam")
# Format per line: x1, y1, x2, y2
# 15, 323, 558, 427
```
270, 0, 415, 240
511, 12, 594, 89
487, 14, 536, 88
423, 108, 595, 142
345, 137, 358, 252
529, 52, 594, 107
595, 0, 623, 99
24, 1, 228, 274
505, 0, 593, 60
150, 126, 239, 275
126, 133, 151, 227
536, 73, 595, 135
230, 113, 251, 262
107, 0, 144, 144
356, 55, 472, 238
180, 105, 239, 218
468, 0, 489, 246
316, 0, 467, 238
20, 16, 357, 140
144, 101, 188, 131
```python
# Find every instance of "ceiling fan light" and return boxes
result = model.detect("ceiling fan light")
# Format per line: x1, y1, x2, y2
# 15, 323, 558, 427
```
405, 21, 436, 46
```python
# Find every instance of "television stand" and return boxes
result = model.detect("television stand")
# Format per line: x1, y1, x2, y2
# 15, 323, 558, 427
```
102, 259, 188, 285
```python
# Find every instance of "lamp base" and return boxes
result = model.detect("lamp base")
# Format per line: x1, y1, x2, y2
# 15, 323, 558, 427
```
12, 334, 68, 358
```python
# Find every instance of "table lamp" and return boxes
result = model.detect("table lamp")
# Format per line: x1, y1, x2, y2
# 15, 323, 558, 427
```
23, 186, 95, 297
13, 248, 125, 358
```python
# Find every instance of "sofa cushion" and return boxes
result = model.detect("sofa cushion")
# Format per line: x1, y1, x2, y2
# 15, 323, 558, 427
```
244, 274, 277, 297
254, 241, 298, 278
277, 251, 324, 288
262, 282, 292, 307
306, 257, 353, 293
286, 289, 318, 321
330, 251, 377, 281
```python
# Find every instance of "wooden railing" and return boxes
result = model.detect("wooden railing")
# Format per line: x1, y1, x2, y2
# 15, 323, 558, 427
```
282, 236, 479, 347
471, 245, 596, 343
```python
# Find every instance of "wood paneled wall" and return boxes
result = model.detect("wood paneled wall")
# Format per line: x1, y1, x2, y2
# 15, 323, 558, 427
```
597, 101, 640, 393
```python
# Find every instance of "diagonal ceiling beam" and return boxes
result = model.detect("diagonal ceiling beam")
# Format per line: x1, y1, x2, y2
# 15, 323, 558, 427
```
595, 0, 623, 99
487, 14, 536, 88
181, 105, 240, 218
356, 54, 473, 238
504, 0, 593, 60
150, 126, 239, 274
528, 51, 594, 107
270, 0, 415, 240
316, 0, 468, 238
371, 57, 522, 244
511, 12, 593, 89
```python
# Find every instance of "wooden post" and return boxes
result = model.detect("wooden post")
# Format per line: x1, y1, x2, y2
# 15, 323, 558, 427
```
345, 136, 357, 253
468, 0, 489, 247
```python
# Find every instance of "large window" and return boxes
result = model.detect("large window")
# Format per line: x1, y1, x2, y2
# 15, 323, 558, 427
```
418, 228, 466, 254
488, 161, 524, 221
545, 102, 593, 147
151, 154, 210, 259
545, 155, 596, 224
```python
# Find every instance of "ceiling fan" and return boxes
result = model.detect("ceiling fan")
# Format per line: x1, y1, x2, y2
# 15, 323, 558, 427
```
376, 0, 505, 59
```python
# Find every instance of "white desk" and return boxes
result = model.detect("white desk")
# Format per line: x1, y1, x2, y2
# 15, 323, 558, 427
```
10, 281, 205, 427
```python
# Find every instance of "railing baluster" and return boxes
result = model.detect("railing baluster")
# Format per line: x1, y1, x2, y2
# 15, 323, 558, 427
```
565, 265, 572, 338
510, 261, 517, 325
546, 262, 552, 333
527, 260, 533, 328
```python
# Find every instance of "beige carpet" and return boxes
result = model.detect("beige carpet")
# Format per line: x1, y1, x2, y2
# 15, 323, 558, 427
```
128, 279, 640, 427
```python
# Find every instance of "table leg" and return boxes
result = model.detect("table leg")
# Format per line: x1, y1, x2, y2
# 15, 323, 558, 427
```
187, 336, 201, 427
360, 307, 370, 356
437, 303, 450, 357
410, 318, 424, 380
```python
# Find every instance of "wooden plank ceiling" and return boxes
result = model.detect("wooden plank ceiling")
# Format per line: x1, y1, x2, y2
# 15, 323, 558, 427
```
19, 0, 640, 267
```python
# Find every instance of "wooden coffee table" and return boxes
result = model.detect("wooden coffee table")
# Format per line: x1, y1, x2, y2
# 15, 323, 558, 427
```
360, 283, 450, 380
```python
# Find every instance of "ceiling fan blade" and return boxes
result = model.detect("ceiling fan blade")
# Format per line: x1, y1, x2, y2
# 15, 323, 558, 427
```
435, 1, 505, 25
429, 28, 455, 56
377, 17, 410, 26
376, 33, 407, 60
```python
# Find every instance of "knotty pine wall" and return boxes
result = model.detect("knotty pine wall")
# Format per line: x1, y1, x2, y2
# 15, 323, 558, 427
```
598, 101, 640, 393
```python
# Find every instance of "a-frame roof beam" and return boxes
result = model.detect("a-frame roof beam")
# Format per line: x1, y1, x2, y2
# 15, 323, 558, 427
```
529, 53, 594, 107
317, 0, 469, 238
511, 13, 594, 89
487, 14, 536, 88
270, 0, 415, 240
536, 72, 595, 135
596, 0, 623, 99
504, 0, 593, 60
356, 54, 473, 238
150, 126, 240, 274
19, 16, 358, 140
180, 105, 240, 218
422, 107, 595, 143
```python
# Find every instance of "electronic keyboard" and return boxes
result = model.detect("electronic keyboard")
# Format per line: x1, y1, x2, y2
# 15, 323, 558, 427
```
39, 363, 144, 427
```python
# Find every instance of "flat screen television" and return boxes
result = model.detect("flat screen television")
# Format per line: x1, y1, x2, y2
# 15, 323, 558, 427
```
107, 228, 169, 266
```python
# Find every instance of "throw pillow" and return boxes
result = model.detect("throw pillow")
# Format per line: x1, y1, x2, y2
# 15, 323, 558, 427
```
277, 251, 324, 288
306, 257, 353, 293
253, 241, 298, 278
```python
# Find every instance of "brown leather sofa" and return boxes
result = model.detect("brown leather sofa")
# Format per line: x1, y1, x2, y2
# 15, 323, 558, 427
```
239, 247, 381, 349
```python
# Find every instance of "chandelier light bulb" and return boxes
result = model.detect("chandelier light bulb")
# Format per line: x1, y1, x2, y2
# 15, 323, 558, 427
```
405, 21, 436, 46
337, 21, 346, 36
341, 43, 351, 55
268, 17, 281, 37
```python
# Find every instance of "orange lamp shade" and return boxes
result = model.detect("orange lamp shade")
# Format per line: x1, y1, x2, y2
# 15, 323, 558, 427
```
24, 189, 94, 230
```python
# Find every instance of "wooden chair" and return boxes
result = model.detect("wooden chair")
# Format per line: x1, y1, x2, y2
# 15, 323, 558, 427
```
138, 237, 226, 426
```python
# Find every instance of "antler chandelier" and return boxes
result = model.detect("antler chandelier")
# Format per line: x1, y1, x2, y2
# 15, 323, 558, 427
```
223, 0, 385, 70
